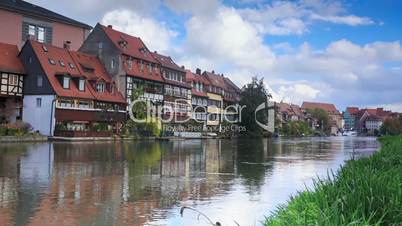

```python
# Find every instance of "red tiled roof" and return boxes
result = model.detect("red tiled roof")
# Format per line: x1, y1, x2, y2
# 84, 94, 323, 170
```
71, 52, 126, 104
151, 52, 186, 73
29, 40, 125, 104
203, 71, 226, 88
164, 79, 191, 89
0, 42, 25, 74
302, 102, 339, 114
185, 70, 208, 98
346, 107, 359, 115
122, 60, 165, 83
100, 24, 158, 64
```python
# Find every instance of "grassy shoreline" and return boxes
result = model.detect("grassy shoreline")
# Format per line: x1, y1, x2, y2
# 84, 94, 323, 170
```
264, 135, 402, 225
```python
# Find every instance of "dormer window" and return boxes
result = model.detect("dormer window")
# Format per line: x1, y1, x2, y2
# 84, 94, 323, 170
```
111, 59, 116, 69
48, 58, 56, 65
78, 78, 85, 91
42, 45, 48, 52
59, 60, 65, 67
63, 76, 70, 89
96, 82, 105, 93
69, 63, 76, 69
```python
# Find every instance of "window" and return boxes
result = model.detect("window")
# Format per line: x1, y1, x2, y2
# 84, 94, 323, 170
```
59, 60, 65, 67
37, 75, 43, 87
148, 63, 152, 73
36, 98, 42, 107
111, 59, 116, 68
96, 83, 105, 93
8, 74, 18, 86
78, 101, 90, 109
48, 58, 56, 65
28, 56, 33, 63
37, 27, 45, 43
63, 76, 70, 89
127, 59, 133, 69
140, 61, 144, 72
69, 63, 76, 69
78, 79, 85, 91
42, 45, 48, 52
98, 42, 103, 49
29, 25, 36, 36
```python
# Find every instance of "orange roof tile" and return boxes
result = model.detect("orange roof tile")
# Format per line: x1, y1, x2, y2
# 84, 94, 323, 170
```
0, 42, 25, 74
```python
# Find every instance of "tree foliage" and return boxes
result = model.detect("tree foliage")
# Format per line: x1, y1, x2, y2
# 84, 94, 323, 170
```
239, 77, 272, 137
306, 108, 331, 135
281, 121, 314, 136
380, 117, 402, 135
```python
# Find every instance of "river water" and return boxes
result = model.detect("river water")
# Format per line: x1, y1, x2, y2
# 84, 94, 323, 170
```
0, 137, 379, 226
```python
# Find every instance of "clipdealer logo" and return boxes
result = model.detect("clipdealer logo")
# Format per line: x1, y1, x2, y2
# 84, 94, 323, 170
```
128, 98, 274, 132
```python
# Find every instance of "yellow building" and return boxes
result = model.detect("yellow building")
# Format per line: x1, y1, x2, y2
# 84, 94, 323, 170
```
206, 92, 223, 126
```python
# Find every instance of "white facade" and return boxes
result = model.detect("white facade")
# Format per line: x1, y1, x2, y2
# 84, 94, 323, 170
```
365, 120, 383, 131
22, 95, 56, 136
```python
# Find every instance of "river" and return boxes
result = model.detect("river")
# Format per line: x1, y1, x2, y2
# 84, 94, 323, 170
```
0, 137, 379, 226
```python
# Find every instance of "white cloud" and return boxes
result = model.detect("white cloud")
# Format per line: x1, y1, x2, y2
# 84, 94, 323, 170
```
276, 83, 321, 104
239, 0, 374, 36
102, 10, 177, 52
178, 6, 276, 73
311, 14, 373, 26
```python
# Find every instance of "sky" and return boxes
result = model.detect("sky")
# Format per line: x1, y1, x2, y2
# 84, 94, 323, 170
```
27, 0, 402, 112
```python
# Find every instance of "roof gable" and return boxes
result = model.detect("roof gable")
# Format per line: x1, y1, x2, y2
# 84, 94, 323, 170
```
28, 40, 125, 104
151, 52, 185, 73
99, 24, 158, 64
302, 101, 339, 113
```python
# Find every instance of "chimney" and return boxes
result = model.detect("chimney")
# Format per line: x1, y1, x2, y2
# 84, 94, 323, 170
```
211, 70, 215, 74
154, 51, 157, 53
181, 65, 185, 69
107, 25, 113, 29
63, 41, 71, 50
196, 68, 201, 75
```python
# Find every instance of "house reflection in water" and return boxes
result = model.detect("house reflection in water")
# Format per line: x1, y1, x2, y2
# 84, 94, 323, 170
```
0, 140, 236, 226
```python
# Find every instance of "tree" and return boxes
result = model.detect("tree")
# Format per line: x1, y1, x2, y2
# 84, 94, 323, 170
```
380, 117, 402, 135
306, 108, 331, 135
239, 77, 272, 137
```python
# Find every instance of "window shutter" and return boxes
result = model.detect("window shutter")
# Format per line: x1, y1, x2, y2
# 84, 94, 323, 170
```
21, 22, 29, 42
45, 27, 53, 44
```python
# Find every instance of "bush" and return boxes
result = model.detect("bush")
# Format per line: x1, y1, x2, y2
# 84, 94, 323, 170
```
0, 122, 32, 136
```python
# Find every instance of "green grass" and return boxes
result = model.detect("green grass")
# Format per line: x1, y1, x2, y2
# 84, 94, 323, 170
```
264, 135, 402, 226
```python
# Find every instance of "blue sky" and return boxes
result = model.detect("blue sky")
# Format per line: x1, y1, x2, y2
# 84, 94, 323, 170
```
28, 0, 402, 112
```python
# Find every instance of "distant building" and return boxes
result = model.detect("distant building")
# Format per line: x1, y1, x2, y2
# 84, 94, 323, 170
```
301, 101, 343, 134
19, 40, 126, 136
222, 77, 241, 122
151, 52, 191, 124
343, 107, 359, 130
186, 69, 209, 125
356, 108, 391, 134
0, 0, 92, 50
202, 70, 225, 126
365, 115, 383, 134
0, 42, 25, 123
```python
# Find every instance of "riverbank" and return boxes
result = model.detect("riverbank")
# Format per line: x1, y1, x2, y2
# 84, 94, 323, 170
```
264, 135, 402, 225
0, 134, 48, 142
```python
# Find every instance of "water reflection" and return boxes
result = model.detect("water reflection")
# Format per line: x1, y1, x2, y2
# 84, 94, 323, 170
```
0, 137, 379, 226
